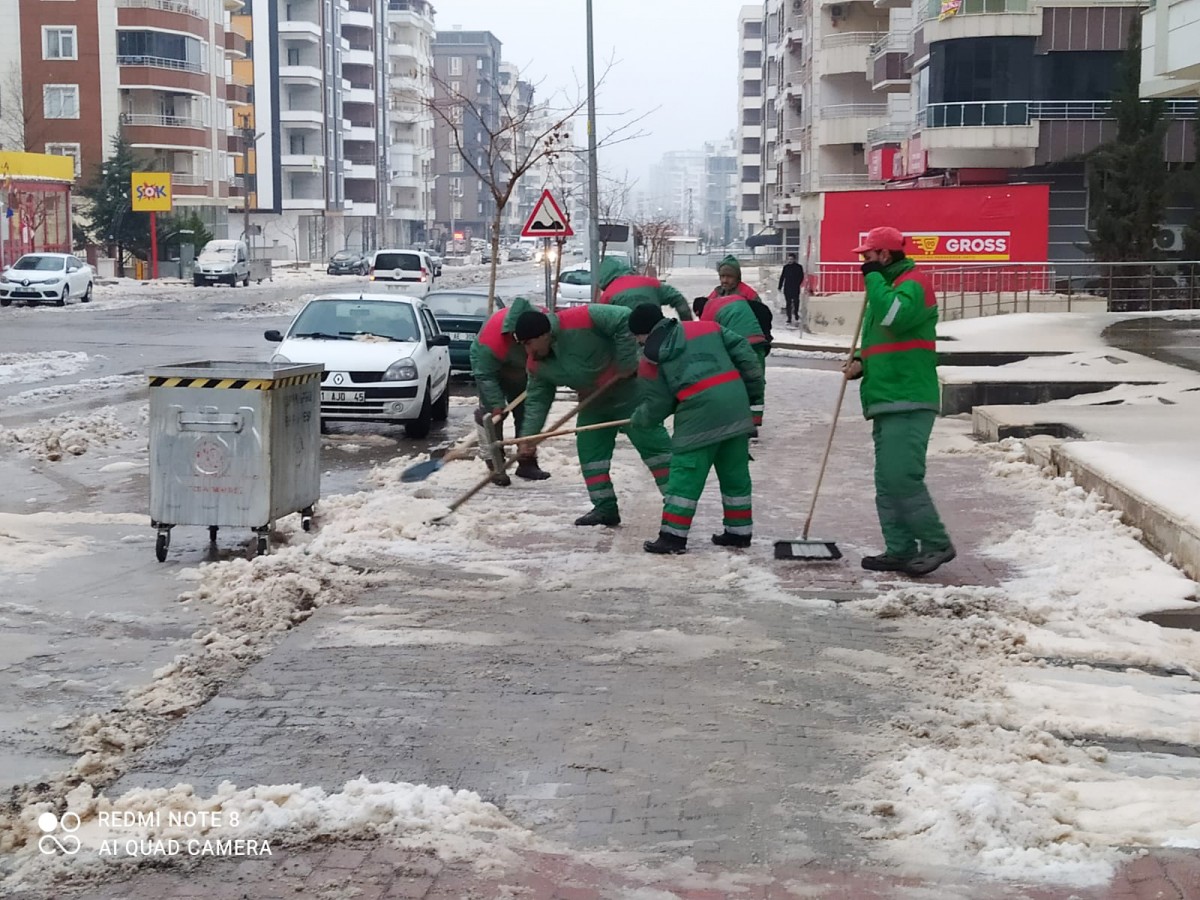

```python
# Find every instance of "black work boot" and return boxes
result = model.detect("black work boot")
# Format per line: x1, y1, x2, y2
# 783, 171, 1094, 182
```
861, 553, 914, 572
904, 543, 957, 577
574, 508, 620, 527
644, 532, 687, 554
514, 457, 551, 481
484, 459, 511, 487
711, 531, 752, 549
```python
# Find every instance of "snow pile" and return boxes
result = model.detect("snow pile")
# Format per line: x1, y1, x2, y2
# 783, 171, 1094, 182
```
213, 292, 318, 320
0, 409, 137, 460
849, 438, 1200, 885
0, 512, 144, 573
3, 776, 529, 888
0, 351, 90, 386
0, 375, 145, 409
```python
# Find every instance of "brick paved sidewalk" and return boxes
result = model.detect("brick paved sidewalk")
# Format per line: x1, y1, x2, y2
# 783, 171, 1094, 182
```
9, 366, 1197, 900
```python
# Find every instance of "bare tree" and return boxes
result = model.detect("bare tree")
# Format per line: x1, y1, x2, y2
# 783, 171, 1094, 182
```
421, 64, 646, 313
0, 65, 40, 151
635, 216, 678, 277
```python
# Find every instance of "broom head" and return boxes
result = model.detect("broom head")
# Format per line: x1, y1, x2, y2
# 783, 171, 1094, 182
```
774, 539, 842, 561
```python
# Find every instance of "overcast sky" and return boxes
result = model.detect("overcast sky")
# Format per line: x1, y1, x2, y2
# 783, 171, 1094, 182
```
432, 0, 747, 187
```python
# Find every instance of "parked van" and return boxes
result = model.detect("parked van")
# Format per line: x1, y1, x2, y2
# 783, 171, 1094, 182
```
194, 239, 251, 287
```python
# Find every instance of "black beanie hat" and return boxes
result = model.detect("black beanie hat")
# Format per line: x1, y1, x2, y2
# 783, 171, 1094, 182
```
628, 303, 665, 336
514, 310, 551, 341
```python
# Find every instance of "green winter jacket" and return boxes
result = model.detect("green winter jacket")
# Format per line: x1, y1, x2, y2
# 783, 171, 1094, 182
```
702, 254, 765, 345
856, 257, 940, 419
595, 256, 693, 321
470, 296, 534, 410
519, 303, 641, 437
632, 319, 764, 452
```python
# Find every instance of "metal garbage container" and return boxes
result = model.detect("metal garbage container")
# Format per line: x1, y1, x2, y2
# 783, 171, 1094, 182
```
147, 361, 323, 561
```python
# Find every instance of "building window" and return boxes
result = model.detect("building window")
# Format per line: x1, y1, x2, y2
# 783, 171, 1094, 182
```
743, 79, 762, 98
43, 85, 80, 119
43, 26, 77, 61
742, 137, 761, 154
741, 107, 761, 126
450, 80, 460, 95
743, 20, 762, 39
742, 165, 761, 182
743, 50, 761, 69
449, 56, 462, 76
741, 194, 761, 212
289, 133, 306, 154
287, 47, 301, 65
45, 142, 81, 177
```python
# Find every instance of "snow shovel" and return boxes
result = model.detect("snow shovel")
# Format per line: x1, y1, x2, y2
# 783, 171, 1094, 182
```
501, 418, 630, 445
399, 390, 526, 483
433, 378, 626, 521
773, 294, 869, 562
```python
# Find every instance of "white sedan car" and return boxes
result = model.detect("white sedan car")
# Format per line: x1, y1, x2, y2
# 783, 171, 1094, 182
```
265, 292, 452, 438
556, 266, 592, 308
0, 253, 94, 307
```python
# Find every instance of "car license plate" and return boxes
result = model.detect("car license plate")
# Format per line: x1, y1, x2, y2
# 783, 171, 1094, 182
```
450, 331, 475, 341
321, 390, 366, 403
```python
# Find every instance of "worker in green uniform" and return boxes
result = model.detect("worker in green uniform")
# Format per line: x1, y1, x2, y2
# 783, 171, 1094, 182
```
627, 304, 764, 555
513, 305, 673, 527
844, 226, 955, 577
703, 255, 767, 432
469, 296, 549, 485
594, 255, 693, 321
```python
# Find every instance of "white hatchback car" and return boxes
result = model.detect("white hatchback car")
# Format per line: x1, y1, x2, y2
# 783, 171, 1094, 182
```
556, 265, 592, 308
0, 253, 94, 307
265, 292, 452, 438
368, 249, 435, 297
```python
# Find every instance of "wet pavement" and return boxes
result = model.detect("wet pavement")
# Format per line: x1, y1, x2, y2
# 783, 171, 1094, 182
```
1104, 316, 1200, 374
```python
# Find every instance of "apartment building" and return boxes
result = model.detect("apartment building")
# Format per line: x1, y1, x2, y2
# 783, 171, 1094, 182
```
431, 29, 501, 245
497, 61, 535, 241
737, 4, 765, 242
384, 0, 435, 246
1141, 0, 1200, 99
0, 0, 238, 237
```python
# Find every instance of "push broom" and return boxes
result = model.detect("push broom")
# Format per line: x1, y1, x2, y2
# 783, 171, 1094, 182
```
773, 293, 870, 562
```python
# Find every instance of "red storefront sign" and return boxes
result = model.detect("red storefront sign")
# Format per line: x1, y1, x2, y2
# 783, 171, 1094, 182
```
906, 136, 926, 178
867, 147, 897, 182
820, 183, 1049, 264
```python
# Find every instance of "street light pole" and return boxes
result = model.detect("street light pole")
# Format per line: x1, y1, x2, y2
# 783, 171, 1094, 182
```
585, 0, 601, 296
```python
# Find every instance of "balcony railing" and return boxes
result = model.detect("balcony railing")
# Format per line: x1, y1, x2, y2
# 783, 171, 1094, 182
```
117, 0, 205, 17
117, 55, 207, 74
923, 0, 1029, 20
120, 112, 206, 128
927, 99, 1200, 127
822, 103, 889, 119
171, 173, 206, 185
866, 123, 911, 144
869, 32, 914, 59
820, 31, 883, 49
820, 173, 874, 189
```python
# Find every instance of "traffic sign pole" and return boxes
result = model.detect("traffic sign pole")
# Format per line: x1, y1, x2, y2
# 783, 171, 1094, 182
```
150, 211, 158, 280
543, 238, 553, 311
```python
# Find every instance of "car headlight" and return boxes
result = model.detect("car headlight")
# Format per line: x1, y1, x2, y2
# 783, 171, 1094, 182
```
271, 353, 292, 364
383, 359, 418, 381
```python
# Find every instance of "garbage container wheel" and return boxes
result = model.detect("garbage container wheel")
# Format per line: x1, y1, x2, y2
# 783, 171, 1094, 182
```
209, 526, 219, 544
256, 532, 270, 556
301, 506, 315, 532
155, 529, 171, 562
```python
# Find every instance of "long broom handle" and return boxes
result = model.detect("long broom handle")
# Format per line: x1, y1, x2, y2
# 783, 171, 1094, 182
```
443, 378, 624, 516
501, 418, 630, 445
801, 293, 870, 540
440, 389, 528, 463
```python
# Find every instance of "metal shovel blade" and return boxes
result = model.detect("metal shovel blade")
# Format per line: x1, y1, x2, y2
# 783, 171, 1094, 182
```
399, 457, 446, 483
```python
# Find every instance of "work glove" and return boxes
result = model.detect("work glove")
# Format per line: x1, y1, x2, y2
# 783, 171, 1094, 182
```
490, 406, 506, 422
861, 261, 886, 277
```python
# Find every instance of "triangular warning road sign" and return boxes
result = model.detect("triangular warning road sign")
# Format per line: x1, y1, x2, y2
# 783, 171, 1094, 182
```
521, 189, 574, 238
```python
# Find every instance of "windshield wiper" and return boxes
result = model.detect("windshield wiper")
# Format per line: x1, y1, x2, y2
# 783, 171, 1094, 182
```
294, 331, 352, 340
342, 331, 406, 342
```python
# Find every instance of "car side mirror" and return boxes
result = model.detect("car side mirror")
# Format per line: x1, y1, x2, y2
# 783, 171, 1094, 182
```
428, 334, 451, 348
264, 329, 283, 342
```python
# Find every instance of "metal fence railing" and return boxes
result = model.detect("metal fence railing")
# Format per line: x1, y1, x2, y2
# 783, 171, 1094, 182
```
811, 260, 1200, 314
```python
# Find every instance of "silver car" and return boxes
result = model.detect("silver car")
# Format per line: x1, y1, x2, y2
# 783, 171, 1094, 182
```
0, 253, 94, 307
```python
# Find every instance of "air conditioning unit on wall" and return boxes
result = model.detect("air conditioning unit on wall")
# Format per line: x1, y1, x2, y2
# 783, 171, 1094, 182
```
1154, 225, 1185, 253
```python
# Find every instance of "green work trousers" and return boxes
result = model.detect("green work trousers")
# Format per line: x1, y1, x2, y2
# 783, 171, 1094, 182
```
659, 434, 753, 541
871, 410, 951, 558
577, 389, 671, 515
